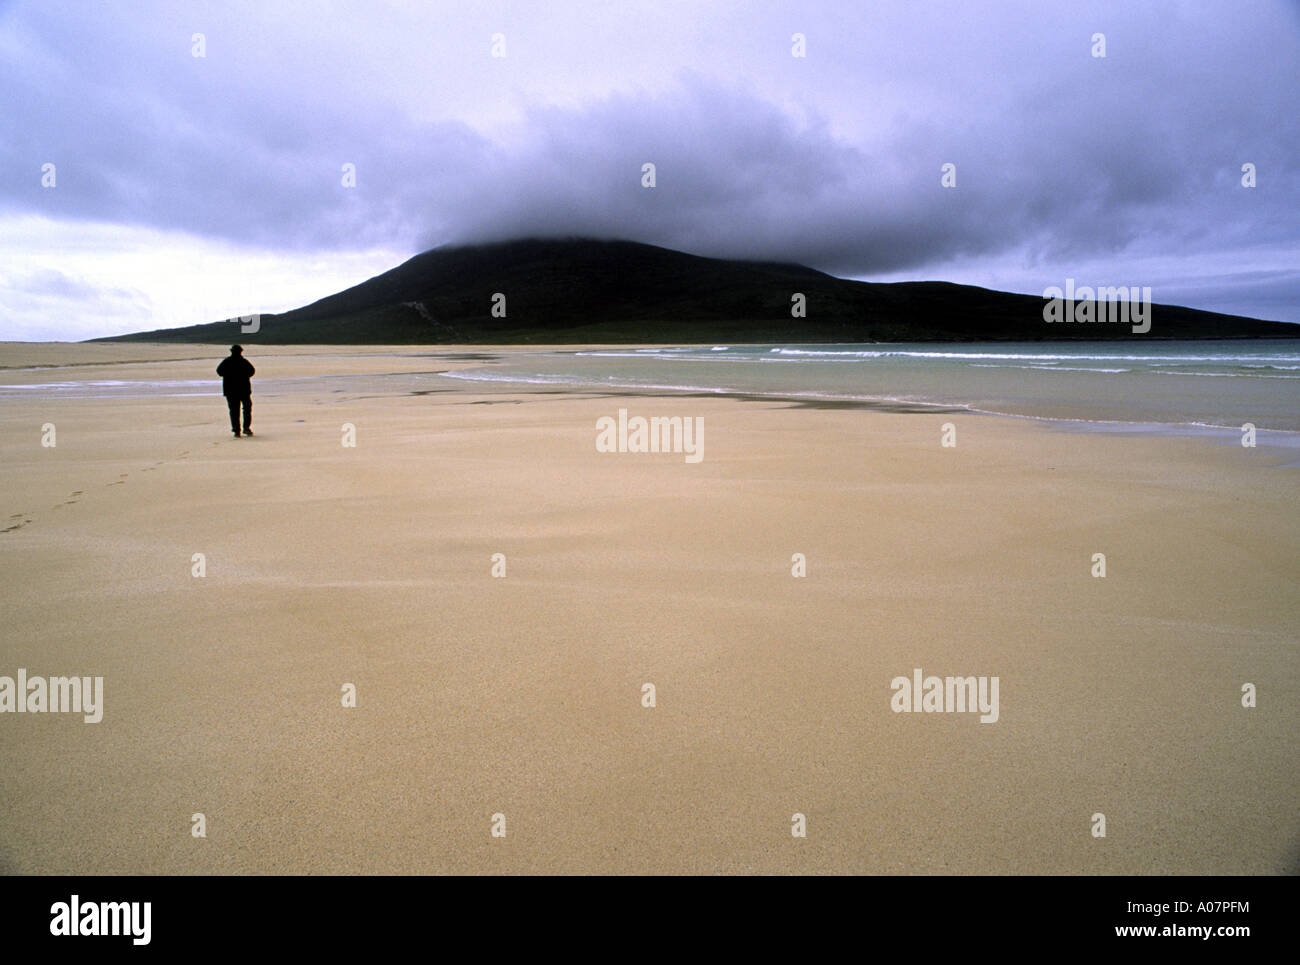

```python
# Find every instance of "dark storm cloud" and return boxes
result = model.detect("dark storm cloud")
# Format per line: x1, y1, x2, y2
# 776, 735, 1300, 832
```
1, 1, 1297, 298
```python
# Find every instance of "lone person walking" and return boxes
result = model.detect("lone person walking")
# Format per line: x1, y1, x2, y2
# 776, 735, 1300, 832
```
217, 345, 255, 437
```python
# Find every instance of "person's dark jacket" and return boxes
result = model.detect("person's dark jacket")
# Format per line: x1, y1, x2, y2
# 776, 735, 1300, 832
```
216, 356, 255, 397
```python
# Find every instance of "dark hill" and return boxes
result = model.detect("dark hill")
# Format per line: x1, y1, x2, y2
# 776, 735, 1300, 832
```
98, 238, 1297, 343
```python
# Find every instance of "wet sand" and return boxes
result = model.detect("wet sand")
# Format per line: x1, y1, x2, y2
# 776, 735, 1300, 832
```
0, 343, 1296, 874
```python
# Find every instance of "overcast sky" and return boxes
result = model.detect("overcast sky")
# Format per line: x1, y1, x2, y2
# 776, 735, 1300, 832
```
2, 0, 1297, 340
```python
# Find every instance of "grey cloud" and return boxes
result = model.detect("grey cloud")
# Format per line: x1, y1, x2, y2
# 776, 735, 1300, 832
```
1, 0, 1297, 315
0, 268, 152, 340
5, 268, 149, 305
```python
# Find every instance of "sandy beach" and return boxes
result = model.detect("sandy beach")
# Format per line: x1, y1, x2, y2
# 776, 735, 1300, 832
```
0, 343, 1296, 875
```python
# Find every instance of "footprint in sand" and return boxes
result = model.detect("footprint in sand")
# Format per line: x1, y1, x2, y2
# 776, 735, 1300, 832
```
1, 515, 31, 534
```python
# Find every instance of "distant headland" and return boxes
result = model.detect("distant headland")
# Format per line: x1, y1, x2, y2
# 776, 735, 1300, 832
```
96, 238, 1298, 344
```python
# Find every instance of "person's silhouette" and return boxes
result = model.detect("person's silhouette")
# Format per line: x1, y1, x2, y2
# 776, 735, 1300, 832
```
216, 345, 255, 437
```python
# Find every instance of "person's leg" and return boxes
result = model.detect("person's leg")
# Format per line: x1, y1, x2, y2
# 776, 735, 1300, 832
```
241, 395, 252, 434
226, 395, 240, 435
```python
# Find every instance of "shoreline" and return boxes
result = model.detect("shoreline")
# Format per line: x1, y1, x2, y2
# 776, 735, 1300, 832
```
3, 341, 1300, 453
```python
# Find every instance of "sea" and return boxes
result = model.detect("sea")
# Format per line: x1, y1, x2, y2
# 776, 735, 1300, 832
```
4, 339, 1298, 456
438, 340, 1300, 434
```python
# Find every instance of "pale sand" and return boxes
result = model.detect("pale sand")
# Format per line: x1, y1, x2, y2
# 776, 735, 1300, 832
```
0, 344, 1296, 875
